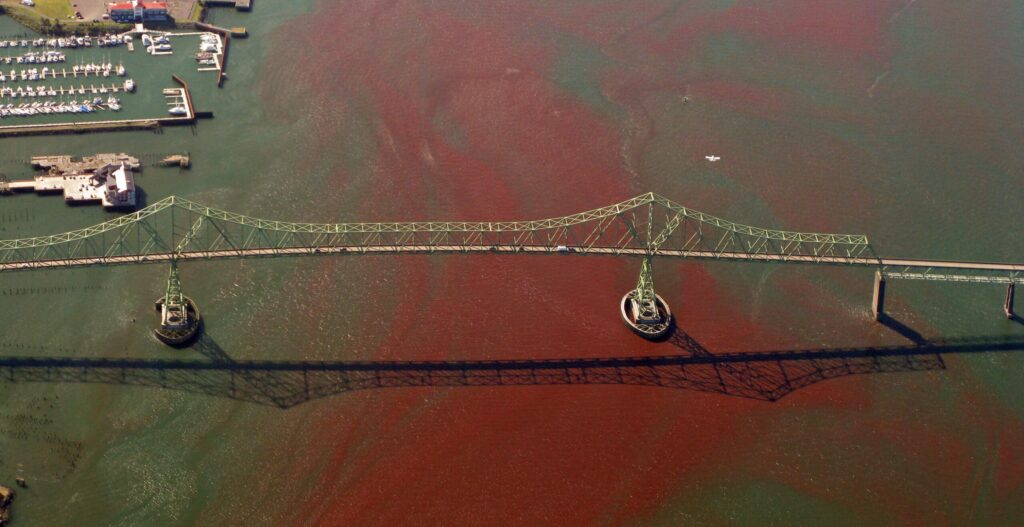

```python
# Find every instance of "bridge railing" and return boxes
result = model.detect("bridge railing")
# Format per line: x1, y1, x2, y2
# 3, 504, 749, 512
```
0, 193, 877, 268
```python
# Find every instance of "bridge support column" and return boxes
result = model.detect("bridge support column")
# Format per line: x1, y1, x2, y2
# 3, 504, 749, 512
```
153, 261, 201, 347
872, 271, 886, 321
1006, 283, 1016, 319
621, 255, 672, 339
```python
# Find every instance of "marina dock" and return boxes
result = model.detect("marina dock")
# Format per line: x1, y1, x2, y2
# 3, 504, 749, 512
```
1, 66, 124, 81
0, 75, 197, 138
1, 83, 128, 98
194, 23, 231, 86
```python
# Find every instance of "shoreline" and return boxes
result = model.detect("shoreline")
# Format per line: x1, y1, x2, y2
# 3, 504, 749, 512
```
0, 0, 250, 37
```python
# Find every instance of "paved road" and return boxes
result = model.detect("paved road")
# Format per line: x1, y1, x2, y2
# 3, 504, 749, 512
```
0, 245, 1020, 282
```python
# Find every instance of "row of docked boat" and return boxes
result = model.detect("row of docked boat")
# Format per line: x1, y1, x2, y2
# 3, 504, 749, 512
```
199, 33, 221, 53
0, 35, 132, 50
142, 34, 172, 54
1, 51, 65, 65
195, 52, 217, 66
0, 81, 133, 98
0, 96, 122, 118
0, 63, 125, 82
195, 33, 223, 66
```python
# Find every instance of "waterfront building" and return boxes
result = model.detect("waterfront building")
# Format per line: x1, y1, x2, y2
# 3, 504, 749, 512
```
107, 0, 170, 23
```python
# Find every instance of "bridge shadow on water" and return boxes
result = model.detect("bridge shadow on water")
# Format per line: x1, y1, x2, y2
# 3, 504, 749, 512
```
1, 326, 1023, 408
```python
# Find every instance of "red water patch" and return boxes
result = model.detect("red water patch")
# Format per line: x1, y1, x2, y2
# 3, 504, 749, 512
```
696, 80, 789, 119
246, 0, 999, 524
653, 1, 896, 60
288, 263, 792, 525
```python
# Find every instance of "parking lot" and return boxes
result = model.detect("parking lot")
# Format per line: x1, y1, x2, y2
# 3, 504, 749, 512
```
68, 0, 198, 22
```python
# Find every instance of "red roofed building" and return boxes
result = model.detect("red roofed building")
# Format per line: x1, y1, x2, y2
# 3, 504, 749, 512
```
107, 0, 169, 22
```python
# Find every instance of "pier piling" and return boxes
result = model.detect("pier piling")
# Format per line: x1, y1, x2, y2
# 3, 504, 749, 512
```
1006, 283, 1016, 319
872, 271, 886, 321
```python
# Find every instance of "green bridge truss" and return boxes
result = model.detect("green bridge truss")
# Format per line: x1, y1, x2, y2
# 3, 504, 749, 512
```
0, 192, 1019, 283
0, 191, 1020, 337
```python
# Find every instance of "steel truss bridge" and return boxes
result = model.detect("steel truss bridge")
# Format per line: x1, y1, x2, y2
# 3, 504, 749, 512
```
0, 192, 1021, 339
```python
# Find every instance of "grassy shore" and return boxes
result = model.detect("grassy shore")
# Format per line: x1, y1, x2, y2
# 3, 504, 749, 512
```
23, 0, 71, 19
0, 0, 207, 35
0, 1, 126, 35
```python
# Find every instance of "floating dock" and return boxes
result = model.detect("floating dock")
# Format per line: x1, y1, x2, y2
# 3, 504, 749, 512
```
0, 67, 123, 81
1, 83, 128, 98
0, 75, 196, 138
194, 23, 231, 86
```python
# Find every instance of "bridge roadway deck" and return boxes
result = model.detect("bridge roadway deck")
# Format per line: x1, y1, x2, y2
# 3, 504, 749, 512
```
0, 245, 1020, 282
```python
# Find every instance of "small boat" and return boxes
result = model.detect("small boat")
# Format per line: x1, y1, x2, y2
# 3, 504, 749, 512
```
168, 105, 187, 116
107, 96, 121, 111
124, 78, 135, 92
116, 64, 125, 76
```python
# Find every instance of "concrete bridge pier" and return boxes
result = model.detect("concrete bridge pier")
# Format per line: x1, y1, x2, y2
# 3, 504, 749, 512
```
1006, 283, 1016, 319
153, 262, 201, 347
621, 255, 673, 339
872, 271, 886, 321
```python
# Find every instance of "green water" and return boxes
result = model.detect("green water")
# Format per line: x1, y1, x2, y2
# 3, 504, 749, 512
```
0, 1, 1022, 524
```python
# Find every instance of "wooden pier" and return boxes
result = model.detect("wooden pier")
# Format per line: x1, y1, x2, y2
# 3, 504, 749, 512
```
32, 153, 140, 172
1, 163, 138, 208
